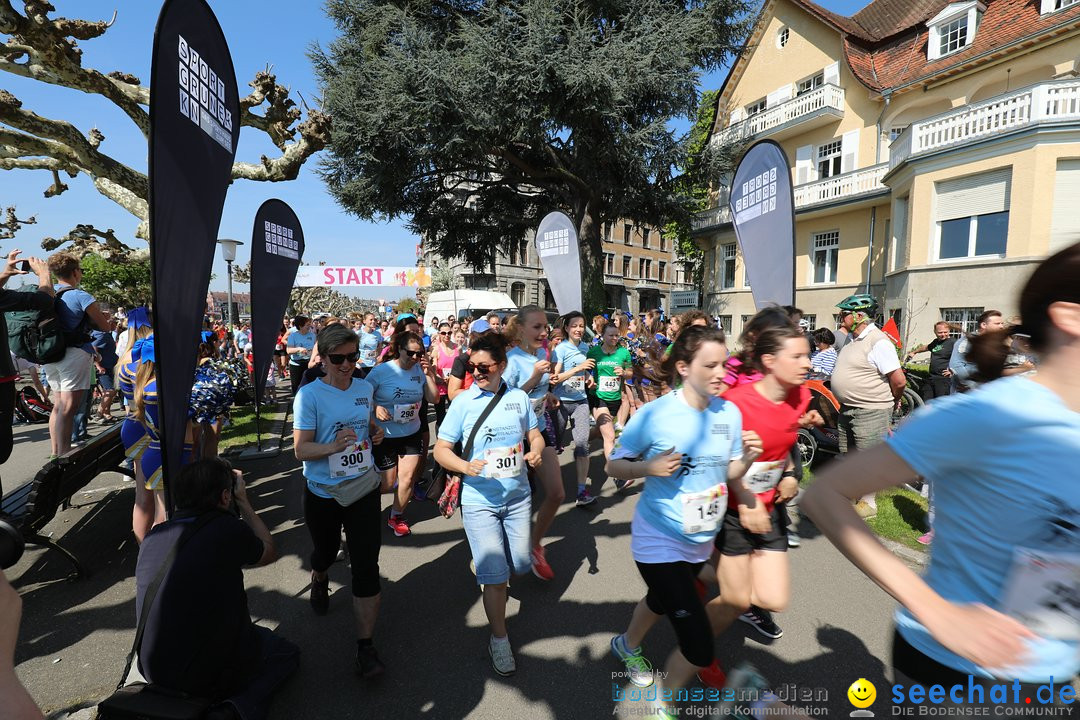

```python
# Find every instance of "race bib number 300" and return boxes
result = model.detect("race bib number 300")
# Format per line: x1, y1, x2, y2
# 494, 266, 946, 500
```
1000, 548, 1080, 640
485, 443, 525, 480
394, 403, 419, 424
328, 439, 373, 479
681, 484, 727, 535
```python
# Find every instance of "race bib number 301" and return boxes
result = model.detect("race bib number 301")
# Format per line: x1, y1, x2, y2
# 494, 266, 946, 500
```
329, 438, 373, 479
485, 443, 525, 480
394, 403, 419, 424
681, 484, 727, 535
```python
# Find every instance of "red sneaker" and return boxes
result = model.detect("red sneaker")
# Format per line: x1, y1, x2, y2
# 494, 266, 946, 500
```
698, 659, 727, 689
387, 514, 411, 537
531, 545, 554, 581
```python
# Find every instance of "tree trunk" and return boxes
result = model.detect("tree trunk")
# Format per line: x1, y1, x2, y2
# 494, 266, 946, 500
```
574, 196, 606, 318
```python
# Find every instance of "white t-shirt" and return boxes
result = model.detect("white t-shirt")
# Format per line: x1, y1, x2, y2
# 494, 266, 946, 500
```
855, 324, 902, 375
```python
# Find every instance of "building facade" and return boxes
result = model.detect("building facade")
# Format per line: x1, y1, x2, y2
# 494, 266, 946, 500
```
694, 0, 1080, 346
422, 221, 696, 315
206, 291, 252, 321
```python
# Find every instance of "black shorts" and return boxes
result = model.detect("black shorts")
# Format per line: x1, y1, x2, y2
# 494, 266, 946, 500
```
715, 502, 788, 556
373, 430, 424, 471
591, 396, 621, 416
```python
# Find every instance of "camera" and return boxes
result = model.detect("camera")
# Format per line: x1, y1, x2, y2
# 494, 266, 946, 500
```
16, 260, 31, 273
0, 513, 25, 570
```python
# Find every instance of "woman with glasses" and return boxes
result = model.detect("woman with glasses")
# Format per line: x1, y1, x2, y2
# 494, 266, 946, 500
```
430, 321, 458, 427
293, 324, 388, 679
367, 330, 439, 537
433, 332, 545, 676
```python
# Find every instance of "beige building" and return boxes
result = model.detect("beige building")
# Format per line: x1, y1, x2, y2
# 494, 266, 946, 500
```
693, 0, 1080, 345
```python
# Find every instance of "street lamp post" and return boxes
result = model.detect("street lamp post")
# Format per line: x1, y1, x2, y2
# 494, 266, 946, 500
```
217, 239, 244, 343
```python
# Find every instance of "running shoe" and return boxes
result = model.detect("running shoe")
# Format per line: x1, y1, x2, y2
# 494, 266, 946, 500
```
614, 478, 635, 492
355, 643, 385, 679
610, 634, 654, 688
854, 500, 877, 519
531, 545, 554, 581
786, 530, 801, 548
917, 531, 934, 545
697, 658, 727, 689
489, 636, 516, 676
739, 607, 783, 640
721, 662, 773, 719
575, 489, 597, 507
310, 575, 329, 615
387, 514, 412, 537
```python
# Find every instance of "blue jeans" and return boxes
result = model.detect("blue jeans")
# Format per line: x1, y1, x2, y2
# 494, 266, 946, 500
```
461, 492, 532, 585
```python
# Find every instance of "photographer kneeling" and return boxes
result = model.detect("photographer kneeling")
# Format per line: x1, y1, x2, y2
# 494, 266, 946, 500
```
134, 459, 298, 720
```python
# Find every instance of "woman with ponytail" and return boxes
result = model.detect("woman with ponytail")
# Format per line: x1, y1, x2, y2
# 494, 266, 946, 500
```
116, 309, 158, 540
803, 242, 1080, 706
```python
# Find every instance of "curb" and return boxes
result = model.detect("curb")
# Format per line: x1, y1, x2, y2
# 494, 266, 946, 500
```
880, 536, 928, 567
223, 401, 290, 460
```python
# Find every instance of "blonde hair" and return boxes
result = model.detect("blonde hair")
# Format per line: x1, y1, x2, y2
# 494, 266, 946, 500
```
133, 360, 156, 426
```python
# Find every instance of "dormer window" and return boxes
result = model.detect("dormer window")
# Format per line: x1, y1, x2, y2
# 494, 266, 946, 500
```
1041, 0, 1079, 13
927, 1, 984, 60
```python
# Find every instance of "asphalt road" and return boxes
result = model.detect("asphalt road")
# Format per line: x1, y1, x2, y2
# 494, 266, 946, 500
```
6, 410, 911, 719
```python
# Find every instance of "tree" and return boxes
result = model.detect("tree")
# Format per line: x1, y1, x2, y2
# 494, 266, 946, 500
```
0, 2, 331, 259
79, 252, 152, 308
288, 285, 363, 317
394, 297, 420, 317
314, 0, 751, 315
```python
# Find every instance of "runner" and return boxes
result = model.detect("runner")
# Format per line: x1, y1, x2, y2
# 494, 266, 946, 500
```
292, 323, 388, 679
447, 321, 490, 402
433, 332, 544, 676
700, 324, 812, 686
356, 312, 383, 378
586, 323, 632, 485
429, 321, 458, 427
607, 325, 761, 716
501, 306, 564, 580
551, 311, 598, 506
286, 316, 316, 394
802, 242, 1080, 707
366, 330, 439, 537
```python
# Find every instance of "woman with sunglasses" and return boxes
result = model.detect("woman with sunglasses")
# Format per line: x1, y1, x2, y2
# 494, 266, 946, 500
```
501, 306, 564, 580
551, 311, 598, 506
430, 321, 457, 427
366, 330, 439, 537
293, 324, 388, 679
433, 332, 545, 676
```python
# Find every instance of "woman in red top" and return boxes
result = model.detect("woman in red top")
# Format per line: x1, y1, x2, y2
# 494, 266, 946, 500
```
700, 324, 811, 686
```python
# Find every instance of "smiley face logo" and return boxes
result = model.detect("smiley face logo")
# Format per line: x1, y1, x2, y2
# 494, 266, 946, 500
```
847, 678, 876, 709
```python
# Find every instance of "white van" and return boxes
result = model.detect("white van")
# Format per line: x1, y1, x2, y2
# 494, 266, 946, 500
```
422, 290, 516, 328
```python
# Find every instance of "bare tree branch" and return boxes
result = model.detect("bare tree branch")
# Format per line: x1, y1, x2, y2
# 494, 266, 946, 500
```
40, 222, 140, 261
0, 205, 35, 239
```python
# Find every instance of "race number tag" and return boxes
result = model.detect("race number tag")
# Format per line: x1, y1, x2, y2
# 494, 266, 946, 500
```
565, 374, 585, 393
394, 403, 419, 423
441, 367, 452, 380
1000, 548, 1080, 640
681, 484, 727, 534
599, 375, 620, 393
328, 439, 373, 479
742, 460, 785, 494
531, 397, 547, 418
485, 443, 525, 480
360, 349, 376, 365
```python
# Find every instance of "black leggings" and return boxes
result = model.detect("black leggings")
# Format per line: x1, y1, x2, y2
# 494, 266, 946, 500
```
0, 381, 13, 465
288, 363, 306, 395
636, 560, 713, 667
304, 485, 382, 598
434, 396, 448, 428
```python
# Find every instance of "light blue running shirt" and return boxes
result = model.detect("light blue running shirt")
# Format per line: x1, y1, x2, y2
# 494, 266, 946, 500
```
553, 340, 590, 402
611, 390, 743, 561
887, 376, 1080, 682
357, 330, 381, 368
365, 360, 426, 438
293, 377, 376, 497
286, 329, 315, 365
438, 383, 538, 508
502, 346, 550, 432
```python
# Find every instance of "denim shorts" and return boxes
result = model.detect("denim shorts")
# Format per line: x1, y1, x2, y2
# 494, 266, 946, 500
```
461, 492, 532, 585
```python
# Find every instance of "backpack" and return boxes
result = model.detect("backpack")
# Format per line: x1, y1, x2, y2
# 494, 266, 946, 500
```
15, 386, 52, 423
7, 288, 89, 365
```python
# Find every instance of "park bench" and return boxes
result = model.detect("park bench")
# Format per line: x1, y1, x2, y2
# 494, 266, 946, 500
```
0, 423, 134, 578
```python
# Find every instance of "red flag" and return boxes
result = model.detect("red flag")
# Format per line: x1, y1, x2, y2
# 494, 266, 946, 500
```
881, 317, 902, 347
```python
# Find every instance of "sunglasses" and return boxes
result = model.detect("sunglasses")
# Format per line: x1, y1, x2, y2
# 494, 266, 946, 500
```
439, 332, 449, 337
327, 351, 359, 365
403, 349, 424, 359
466, 362, 496, 375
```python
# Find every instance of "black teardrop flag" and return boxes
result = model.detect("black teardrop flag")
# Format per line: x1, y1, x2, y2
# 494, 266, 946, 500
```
149, 0, 240, 512
250, 200, 304, 403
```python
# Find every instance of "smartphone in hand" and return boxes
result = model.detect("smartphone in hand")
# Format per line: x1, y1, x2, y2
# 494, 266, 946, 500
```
16, 260, 31, 273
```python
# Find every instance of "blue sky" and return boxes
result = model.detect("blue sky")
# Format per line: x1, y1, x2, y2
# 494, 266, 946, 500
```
2, 0, 867, 300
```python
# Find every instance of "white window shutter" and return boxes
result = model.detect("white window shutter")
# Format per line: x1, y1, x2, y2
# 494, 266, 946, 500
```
928, 25, 940, 60
935, 169, 1012, 221
824, 61, 840, 86
1050, 160, 1080, 252
766, 84, 793, 107
1040, 0, 1056, 12
841, 129, 859, 173
795, 145, 812, 185
729, 106, 745, 124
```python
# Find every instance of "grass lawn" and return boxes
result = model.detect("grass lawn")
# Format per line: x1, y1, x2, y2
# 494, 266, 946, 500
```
220, 403, 287, 451
801, 465, 929, 552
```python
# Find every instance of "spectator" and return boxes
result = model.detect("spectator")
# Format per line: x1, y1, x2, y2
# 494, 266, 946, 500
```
810, 328, 837, 376
0, 251, 54, 462
485, 311, 503, 334
948, 310, 1009, 392
135, 459, 298, 720
905, 321, 957, 401
91, 314, 119, 422
43, 252, 109, 458
233, 322, 251, 359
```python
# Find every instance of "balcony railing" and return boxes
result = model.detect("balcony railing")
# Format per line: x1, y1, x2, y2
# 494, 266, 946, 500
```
890, 79, 1080, 169
692, 163, 889, 232
714, 84, 845, 146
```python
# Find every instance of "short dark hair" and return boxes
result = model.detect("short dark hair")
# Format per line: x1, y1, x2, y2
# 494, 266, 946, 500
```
317, 324, 359, 357
173, 458, 233, 512
48, 251, 80, 280
813, 327, 835, 346
469, 331, 508, 363
978, 310, 1002, 326
292, 315, 310, 330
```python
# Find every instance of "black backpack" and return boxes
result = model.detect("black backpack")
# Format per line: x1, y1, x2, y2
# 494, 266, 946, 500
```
7, 287, 89, 365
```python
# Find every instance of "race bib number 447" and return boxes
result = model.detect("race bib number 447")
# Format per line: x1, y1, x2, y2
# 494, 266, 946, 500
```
681, 484, 727, 535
